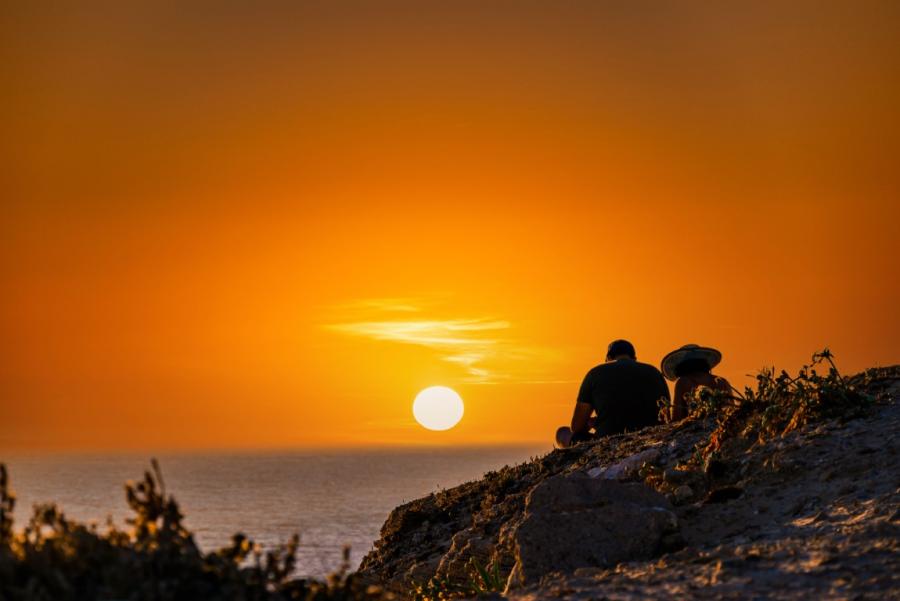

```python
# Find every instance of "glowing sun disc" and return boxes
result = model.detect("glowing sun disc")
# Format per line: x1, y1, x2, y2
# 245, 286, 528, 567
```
413, 386, 464, 431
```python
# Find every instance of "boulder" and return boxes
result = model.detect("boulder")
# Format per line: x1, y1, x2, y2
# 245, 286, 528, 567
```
673, 485, 694, 504
435, 528, 494, 582
404, 555, 443, 584
507, 472, 678, 588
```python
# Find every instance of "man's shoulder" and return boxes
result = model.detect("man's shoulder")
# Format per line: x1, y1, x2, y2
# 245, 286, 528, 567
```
587, 362, 616, 376
600, 359, 662, 372
633, 360, 665, 377
588, 360, 665, 378
590, 360, 659, 377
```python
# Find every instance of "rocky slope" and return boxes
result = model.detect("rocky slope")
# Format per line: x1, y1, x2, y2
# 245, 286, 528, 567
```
358, 365, 900, 599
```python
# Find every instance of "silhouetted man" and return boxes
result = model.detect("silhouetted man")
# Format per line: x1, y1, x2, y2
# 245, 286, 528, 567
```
555, 339, 670, 448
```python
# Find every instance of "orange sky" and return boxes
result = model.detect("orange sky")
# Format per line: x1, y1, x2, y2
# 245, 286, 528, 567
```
2, 2, 899, 451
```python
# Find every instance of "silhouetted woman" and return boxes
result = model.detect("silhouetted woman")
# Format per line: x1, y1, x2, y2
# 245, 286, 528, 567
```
661, 344, 731, 422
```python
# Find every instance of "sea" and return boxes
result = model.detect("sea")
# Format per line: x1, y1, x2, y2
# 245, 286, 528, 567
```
1, 446, 545, 578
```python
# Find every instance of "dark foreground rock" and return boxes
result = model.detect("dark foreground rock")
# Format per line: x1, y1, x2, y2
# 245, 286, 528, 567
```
508, 475, 678, 587
358, 365, 900, 599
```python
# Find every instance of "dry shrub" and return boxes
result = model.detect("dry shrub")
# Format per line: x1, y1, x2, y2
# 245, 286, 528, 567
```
688, 349, 880, 463
0, 459, 389, 601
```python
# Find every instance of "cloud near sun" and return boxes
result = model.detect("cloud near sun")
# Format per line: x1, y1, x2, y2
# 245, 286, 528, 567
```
326, 300, 556, 384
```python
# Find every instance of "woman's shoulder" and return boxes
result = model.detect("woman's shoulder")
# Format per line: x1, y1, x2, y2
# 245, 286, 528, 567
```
674, 374, 701, 394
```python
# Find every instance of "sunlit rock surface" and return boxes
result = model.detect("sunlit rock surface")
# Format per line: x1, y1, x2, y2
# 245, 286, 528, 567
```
507, 474, 678, 588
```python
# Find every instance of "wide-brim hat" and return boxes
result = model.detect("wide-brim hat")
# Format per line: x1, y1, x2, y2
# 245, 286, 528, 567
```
661, 344, 722, 381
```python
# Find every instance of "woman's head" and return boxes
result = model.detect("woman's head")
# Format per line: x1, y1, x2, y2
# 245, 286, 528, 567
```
674, 357, 712, 378
661, 344, 723, 381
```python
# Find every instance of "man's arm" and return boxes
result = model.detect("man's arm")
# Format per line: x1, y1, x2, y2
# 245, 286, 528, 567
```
571, 369, 595, 434
571, 402, 594, 434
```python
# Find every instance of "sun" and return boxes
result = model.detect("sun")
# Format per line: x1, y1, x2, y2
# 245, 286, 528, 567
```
413, 386, 464, 431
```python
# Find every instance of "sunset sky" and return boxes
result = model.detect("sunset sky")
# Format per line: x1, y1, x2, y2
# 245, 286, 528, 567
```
3, 2, 899, 451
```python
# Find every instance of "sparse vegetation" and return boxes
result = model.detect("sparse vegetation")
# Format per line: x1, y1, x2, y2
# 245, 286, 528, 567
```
411, 557, 507, 601
411, 573, 463, 601
466, 557, 505, 595
687, 349, 880, 464
0, 459, 388, 601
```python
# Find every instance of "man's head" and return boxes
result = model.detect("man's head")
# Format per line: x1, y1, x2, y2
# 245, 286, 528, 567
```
606, 339, 636, 361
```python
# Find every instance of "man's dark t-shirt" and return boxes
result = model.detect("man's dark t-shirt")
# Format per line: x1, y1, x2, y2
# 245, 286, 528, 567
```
576, 358, 670, 436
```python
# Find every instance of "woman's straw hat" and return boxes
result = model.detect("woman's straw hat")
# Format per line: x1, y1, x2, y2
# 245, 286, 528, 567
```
661, 344, 722, 382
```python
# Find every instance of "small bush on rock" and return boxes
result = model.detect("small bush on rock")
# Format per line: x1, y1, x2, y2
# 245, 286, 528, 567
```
690, 349, 879, 463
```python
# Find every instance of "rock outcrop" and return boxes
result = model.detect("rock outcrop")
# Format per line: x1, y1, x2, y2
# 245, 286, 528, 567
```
507, 474, 679, 588
358, 366, 900, 599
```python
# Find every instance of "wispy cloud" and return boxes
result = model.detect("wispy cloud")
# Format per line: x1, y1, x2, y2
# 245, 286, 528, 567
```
325, 300, 559, 384
329, 318, 509, 346
327, 317, 508, 382
331, 297, 425, 313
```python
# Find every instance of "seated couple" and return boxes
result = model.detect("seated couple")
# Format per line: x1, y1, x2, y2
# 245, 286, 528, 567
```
555, 339, 731, 448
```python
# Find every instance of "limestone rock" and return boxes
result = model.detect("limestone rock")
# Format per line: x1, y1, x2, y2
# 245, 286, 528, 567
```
404, 555, 442, 584
585, 465, 605, 478
673, 485, 694, 504
436, 528, 494, 583
663, 467, 698, 485
506, 473, 678, 588
586, 447, 662, 480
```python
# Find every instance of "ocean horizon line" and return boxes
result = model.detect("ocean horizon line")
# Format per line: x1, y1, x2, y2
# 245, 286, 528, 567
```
1, 441, 550, 459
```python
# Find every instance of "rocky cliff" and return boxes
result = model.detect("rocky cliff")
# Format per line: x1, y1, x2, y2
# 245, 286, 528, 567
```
358, 361, 900, 599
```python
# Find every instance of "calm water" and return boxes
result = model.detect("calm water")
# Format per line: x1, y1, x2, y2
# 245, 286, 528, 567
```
2, 446, 545, 578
